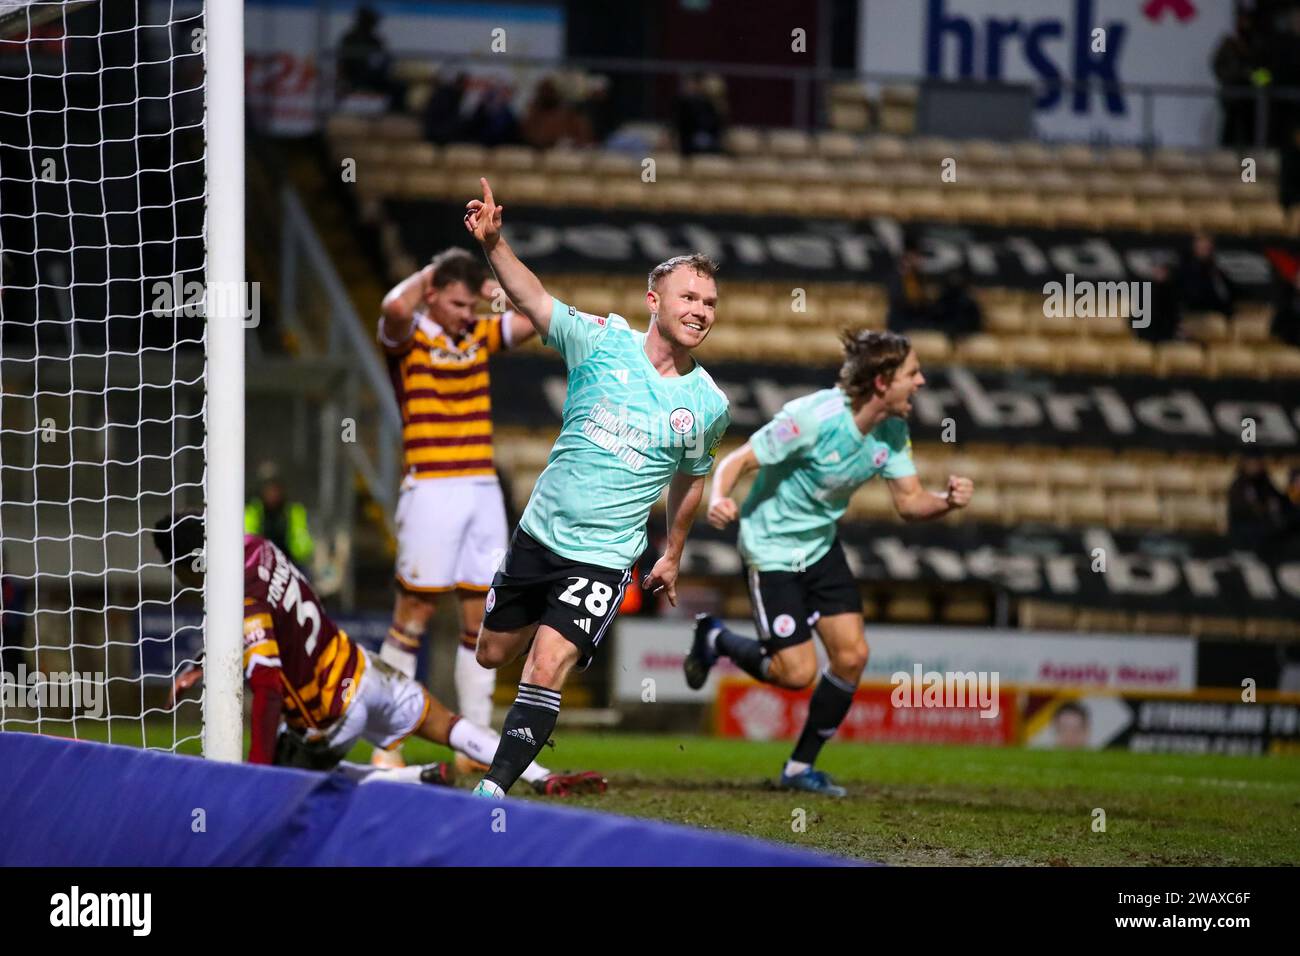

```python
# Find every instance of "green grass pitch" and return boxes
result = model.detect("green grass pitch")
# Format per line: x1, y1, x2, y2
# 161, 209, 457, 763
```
46, 719, 1299, 865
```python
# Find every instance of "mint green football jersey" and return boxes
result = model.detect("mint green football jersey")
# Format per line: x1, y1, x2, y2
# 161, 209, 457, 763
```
518, 298, 731, 569
739, 387, 915, 572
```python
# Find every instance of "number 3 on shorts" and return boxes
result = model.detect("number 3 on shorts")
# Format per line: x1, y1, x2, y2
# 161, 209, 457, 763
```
559, 576, 613, 616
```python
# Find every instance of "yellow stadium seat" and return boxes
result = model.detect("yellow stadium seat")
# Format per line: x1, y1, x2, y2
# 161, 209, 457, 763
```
441, 142, 488, 168
1018, 600, 1078, 630
539, 149, 591, 175
1004, 336, 1057, 370
1188, 616, 1243, 638
1148, 462, 1200, 496
1061, 489, 1108, 526
1056, 144, 1096, 170
1265, 347, 1300, 377
1076, 608, 1134, 632
767, 129, 814, 158
1109, 339, 1155, 374
684, 153, 736, 180
1161, 496, 1223, 533
1195, 201, 1243, 234
1100, 459, 1147, 493
1133, 613, 1190, 635
1152, 147, 1202, 175
489, 145, 537, 171
885, 592, 934, 623
724, 126, 763, 155
1109, 490, 1163, 528
907, 330, 953, 365
814, 130, 863, 158
964, 484, 1004, 523
1010, 142, 1055, 170
1155, 341, 1206, 376
1206, 345, 1261, 377
1105, 146, 1146, 173
984, 303, 1030, 336
1083, 172, 1127, 197
1008, 487, 1056, 524
955, 334, 1007, 368
1143, 198, 1191, 232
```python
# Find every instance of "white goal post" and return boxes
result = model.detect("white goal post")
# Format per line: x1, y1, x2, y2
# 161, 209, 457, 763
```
204, 0, 245, 762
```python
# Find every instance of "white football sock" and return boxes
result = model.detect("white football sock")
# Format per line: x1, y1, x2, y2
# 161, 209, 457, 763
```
335, 761, 424, 784
448, 717, 549, 783
783, 759, 811, 777
380, 642, 418, 679
454, 643, 496, 727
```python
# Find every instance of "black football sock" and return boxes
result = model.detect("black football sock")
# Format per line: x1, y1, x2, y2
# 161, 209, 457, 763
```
483, 682, 560, 793
791, 668, 857, 765
714, 626, 771, 681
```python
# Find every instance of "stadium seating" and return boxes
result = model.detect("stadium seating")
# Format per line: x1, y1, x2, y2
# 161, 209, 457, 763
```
327, 115, 1292, 235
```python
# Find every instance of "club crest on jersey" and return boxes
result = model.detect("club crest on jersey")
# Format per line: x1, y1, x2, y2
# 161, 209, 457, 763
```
772, 614, 796, 638
872, 447, 889, 467
669, 407, 695, 435
485, 588, 496, 614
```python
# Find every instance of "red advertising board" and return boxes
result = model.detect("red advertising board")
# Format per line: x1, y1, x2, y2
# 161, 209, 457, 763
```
715, 679, 1019, 746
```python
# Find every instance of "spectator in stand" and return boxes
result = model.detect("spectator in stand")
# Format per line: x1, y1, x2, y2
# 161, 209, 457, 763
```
1213, 10, 1266, 148
1281, 121, 1300, 234
520, 76, 591, 149
1270, 261, 1300, 346
886, 237, 933, 334
463, 78, 522, 148
1135, 262, 1184, 343
1179, 232, 1236, 317
245, 463, 315, 576
580, 74, 616, 144
422, 71, 467, 145
336, 5, 403, 111
1227, 450, 1298, 559
932, 266, 982, 340
1288, 467, 1300, 509
674, 73, 725, 156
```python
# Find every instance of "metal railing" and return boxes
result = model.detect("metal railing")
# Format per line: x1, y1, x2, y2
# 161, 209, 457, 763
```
276, 183, 403, 546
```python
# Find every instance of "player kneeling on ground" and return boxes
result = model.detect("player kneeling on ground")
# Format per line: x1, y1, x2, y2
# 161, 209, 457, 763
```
685, 330, 973, 796
154, 511, 604, 796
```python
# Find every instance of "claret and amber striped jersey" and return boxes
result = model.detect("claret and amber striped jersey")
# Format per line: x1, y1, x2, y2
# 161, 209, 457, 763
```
380, 312, 513, 480
243, 534, 364, 732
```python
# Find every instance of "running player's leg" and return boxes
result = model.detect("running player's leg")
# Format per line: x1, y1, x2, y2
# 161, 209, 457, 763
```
473, 530, 625, 796
785, 611, 866, 773
478, 624, 578, 796
780, 540, 863, 794
688, 565, 818, 689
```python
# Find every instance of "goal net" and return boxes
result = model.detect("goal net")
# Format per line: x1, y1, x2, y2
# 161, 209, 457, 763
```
0, 1, 242, 756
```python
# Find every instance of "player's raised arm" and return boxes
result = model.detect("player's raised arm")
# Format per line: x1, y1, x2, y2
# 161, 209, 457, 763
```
379, 263, 434, 348
886, 472, 974, 521
465, 177, 553, 338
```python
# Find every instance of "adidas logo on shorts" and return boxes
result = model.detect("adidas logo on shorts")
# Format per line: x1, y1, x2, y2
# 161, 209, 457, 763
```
506, 726, 536, 743
573, 618, 591, 633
